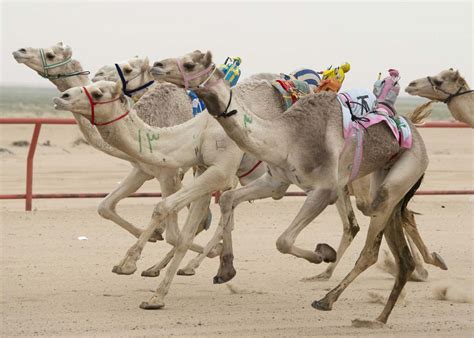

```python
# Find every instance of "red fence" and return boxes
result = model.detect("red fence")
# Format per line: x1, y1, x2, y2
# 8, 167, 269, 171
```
0, 118, 472, 211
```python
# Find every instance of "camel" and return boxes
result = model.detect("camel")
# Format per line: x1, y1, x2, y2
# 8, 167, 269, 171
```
405, 69, 473, 127
92, 56, 156, 102
151, 50, 448, 324
12, 43, 225, 266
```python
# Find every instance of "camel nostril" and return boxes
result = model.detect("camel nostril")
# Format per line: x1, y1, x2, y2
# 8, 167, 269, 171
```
408, 81, 417, 87
61, 93, 70, 99
19, 48, 27, 53
153, 62, 164, 68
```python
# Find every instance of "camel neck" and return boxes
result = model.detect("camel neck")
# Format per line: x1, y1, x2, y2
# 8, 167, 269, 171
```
48, 60, 131, 161
195, 80, 270, 158
447, 90, 474, 126
95, 107, 206, 168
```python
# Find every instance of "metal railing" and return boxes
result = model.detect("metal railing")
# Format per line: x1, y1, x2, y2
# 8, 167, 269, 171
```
0, 118, 471, 210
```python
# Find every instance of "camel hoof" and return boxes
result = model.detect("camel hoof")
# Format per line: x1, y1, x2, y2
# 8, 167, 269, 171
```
139, 301, 165, 310
112, 261, 137, 275
141, 269, 160, 278
311, 299, 332, 311
300, 271, 332, 282
315, 243, 337, 263
177, 268, 195, 276
351, 319, 385, 329
432, 252, 448, 270
150, 231, 164, 242
213, 272, 235, 284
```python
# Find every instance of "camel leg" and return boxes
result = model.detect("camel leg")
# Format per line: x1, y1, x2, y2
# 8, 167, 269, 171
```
139, 194, 211, 309
312, 152, 426, 324
97, 167, 157, 239
402, 212, 448, 271
180, 172, 289, 280
302, 187, 360, 281
112, 165, 233, 276
275, 188, 338, 264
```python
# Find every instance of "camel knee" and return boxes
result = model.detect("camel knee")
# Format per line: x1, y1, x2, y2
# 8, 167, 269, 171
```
97, 202, 115, 220
368, 185, 390, 216
276, 235, 293, 254
219, 190, 235, 214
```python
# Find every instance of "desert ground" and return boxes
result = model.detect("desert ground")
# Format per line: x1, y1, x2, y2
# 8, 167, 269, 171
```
0, 123, 473, 336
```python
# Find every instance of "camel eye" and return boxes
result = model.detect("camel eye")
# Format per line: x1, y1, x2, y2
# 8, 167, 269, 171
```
433, 79, 443, 87
92, 91, 103, 99
123, 67, 133, 74
46, 52, 55, 60
184, 62, 195, 71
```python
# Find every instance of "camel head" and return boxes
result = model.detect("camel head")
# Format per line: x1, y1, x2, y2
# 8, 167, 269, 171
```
53, 81, 127, 125
12, 42, 73, 77
93, 56, 153, 99
405, 69, 468, 102
150, 50, 216, 89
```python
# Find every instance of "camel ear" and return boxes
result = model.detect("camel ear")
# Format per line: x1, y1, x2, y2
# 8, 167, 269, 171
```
141, 57, 150, 71
203, 51, 213, 67
57, 42, 72, 58
114, 80, 123, 97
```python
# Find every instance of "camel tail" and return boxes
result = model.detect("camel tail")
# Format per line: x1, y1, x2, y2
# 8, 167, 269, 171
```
406, 101, 434, 125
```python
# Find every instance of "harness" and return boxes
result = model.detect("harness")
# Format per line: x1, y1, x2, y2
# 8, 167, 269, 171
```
427, 76, 474, 104
176, 58, 217, 90
115, 63, 154, 97
238, 160, 263, 179
216, 90, 238, 118
38, 48, 90, 80
82, 87, 129, 126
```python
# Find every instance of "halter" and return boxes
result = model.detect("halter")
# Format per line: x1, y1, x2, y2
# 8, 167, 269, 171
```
82, 87, 129, 126
427, 76, 474, 104
238, 160, 262, 179
38, 48, 90, 80
176, 58, 216, 89
114, 63, 155, 97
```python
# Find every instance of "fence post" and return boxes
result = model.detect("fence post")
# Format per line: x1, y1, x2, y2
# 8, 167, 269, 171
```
25, 123, 41, 211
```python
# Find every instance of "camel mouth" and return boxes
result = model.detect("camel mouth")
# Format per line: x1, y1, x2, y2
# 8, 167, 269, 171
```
12, 52, 32, 62
52, 97, 70, 110
150, 68, 169, 77
404, 85, 418, 96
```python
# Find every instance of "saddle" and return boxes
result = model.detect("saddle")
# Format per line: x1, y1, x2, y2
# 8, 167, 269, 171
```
272, 68, 321, 110
339, 69, 412, 181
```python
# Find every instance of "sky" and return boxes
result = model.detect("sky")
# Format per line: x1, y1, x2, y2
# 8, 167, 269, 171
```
1, 0, 472, 94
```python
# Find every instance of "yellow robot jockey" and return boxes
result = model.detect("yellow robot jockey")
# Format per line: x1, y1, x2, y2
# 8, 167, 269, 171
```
315, 62, 350, 93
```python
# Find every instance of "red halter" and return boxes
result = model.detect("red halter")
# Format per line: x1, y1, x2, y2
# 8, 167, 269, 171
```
82, 86, 129, 126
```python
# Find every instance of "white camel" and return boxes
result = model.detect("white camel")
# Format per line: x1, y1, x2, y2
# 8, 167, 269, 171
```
405, 68, 473, 127
150, 50, 448, 325
12, 43, 224, 263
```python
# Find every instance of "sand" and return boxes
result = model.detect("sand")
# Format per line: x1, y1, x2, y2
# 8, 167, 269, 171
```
0, 123, 473, 336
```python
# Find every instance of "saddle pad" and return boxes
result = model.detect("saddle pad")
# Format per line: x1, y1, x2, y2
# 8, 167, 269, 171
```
282, 68, 321, 90
338, 89, 412, 148
272, 79, 311, 110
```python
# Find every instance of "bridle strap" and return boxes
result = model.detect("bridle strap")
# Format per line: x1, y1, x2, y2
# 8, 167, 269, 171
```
216, 90, 238, 118
427, 76, 474, 104
114, 63, 155, 97
82, 87, 129, 126
38, 48, 90, 80
176, 58, 216, 89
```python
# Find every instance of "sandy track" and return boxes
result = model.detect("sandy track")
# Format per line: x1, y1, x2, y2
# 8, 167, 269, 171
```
0, 125, 473, 336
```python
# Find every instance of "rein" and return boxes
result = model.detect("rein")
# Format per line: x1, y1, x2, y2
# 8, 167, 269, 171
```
38, 48, 90, 80
427, 76, 474, 104
82, 87, 129, 126
115, 64, 155, 97
216, 90, 238, 118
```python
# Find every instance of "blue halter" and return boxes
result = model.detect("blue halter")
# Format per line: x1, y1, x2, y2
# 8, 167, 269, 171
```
114, 63, 155, 97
